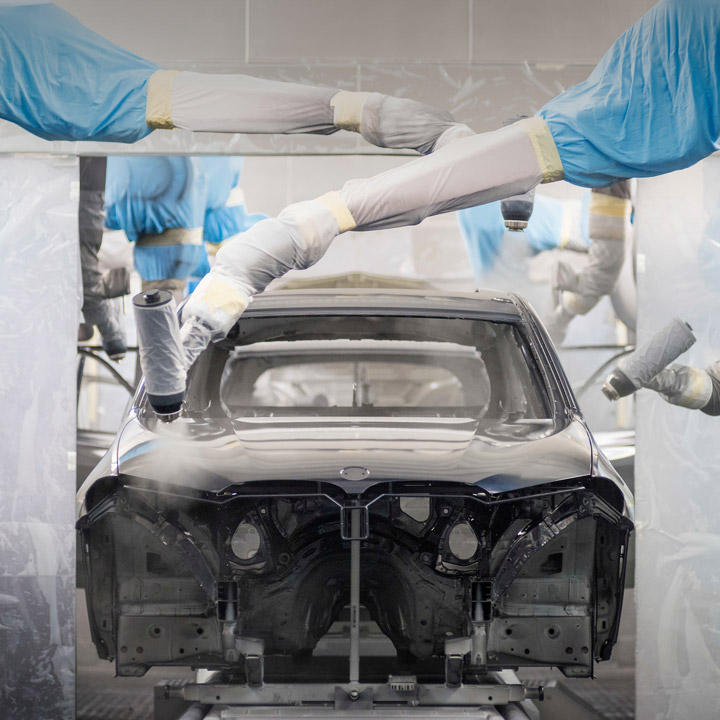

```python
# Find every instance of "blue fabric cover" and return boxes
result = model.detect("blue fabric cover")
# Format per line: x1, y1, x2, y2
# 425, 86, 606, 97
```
105, 157, 208, 242
539, 0, 720, 187
201, 157, 268, 244
204, 204, 270, 245
106, 156, 266, 282
133, 244, 205, 283
0, 3, 158, 142
458, 195, 588, 278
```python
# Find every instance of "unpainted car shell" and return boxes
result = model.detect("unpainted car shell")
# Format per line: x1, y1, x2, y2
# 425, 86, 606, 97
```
77, 289, 634, 681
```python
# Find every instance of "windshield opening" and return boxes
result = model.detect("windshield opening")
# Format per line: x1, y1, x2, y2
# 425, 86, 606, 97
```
184, 315, 552, 421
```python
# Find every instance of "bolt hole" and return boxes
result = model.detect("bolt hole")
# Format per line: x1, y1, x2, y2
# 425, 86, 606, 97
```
136, 647, 143, 654
582, 646, 589, 654
505, 628, 512, 636
524, 649, 530, 655
420, 620, 428, 627
566, 647, 573, 655
196, 627, 204, 635
179, 648, 185, 654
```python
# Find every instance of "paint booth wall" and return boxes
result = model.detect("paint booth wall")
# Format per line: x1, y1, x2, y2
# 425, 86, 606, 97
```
0, 0, 655, 155
0, 157, 79, 720
634, 159, 720, 718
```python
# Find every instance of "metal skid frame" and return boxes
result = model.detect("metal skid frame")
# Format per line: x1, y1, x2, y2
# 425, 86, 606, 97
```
155, 506, 542, 720
157, 677, 540, 719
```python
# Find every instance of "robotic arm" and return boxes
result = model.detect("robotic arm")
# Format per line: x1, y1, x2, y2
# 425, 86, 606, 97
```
181, 0, 720, 357
0, 4, 469, 154
602, 318, 720, 416
545, 182, 632, 344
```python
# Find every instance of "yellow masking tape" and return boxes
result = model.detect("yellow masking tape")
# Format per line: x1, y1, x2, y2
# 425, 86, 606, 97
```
205, 241, 224, 257
225, 186, 245, 208
590, 192, 632, 219
315, 191, 357, 233
146, 70, 179, 130
136, 227, 202, 247
520, 118, 564, 184
198, 277, 248, 317
563, 291, 596, 316
330, 91, 369, 133
682, 368, 711, 405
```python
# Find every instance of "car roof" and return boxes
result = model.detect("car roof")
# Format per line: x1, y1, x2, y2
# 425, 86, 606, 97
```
243, 288, 524, 321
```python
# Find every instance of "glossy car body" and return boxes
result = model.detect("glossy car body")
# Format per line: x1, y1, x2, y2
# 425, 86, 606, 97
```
77, 289, 634, 683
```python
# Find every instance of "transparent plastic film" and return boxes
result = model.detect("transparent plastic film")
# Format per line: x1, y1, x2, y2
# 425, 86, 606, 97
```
133, 290, 186, 418
634, 157, 720, 718
179, 317, 215, 371
645, 364, 714, 410
350, 91, 468, 155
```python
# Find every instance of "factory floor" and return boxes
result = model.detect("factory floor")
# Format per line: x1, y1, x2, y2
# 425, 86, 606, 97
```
76, 590, 636, 720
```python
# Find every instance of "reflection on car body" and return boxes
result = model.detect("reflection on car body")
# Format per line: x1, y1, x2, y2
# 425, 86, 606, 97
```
77, 288, 634, 686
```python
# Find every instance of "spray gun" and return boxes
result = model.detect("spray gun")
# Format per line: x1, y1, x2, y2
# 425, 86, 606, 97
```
133, 290, 187, 422
501, 116, 535, 231
133, 290, 218, 422
602, 318, 696, 401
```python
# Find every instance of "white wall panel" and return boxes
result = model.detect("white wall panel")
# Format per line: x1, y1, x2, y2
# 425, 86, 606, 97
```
247, 0, 471, 64
57, 0, 247, 69
473, 0, 655, 65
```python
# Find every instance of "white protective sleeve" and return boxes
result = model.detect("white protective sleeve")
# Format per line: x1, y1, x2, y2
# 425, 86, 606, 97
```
146, 70, 472, 154
546, 185, 632, 343
646, 364, 714, 410
182, 118, 563, 345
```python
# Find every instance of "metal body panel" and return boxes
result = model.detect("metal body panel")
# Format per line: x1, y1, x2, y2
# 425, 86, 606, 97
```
80, 289, 629, 515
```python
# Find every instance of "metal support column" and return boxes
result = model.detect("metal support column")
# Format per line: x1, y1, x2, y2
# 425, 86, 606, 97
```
349, 507, 361, 684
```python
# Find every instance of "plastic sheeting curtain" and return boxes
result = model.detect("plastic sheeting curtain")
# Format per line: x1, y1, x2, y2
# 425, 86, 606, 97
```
0, 155, 78, 720
634, 157, 720, 718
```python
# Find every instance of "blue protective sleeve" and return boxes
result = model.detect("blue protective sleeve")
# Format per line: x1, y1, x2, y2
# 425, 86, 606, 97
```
457, 202, 506, 277
539, 0, 720, 187
204, 205, 269, 245
0, 4, 159, 142
202, 157, 245, 211
133, 244, 205, 283
201, 156, 268, 244
105, 157, 208, 242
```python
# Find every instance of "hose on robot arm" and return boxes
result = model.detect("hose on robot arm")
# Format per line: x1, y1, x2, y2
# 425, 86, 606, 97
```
145, 70, 473, 156
135, 117, 562, 421
180, 118, 563, 362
